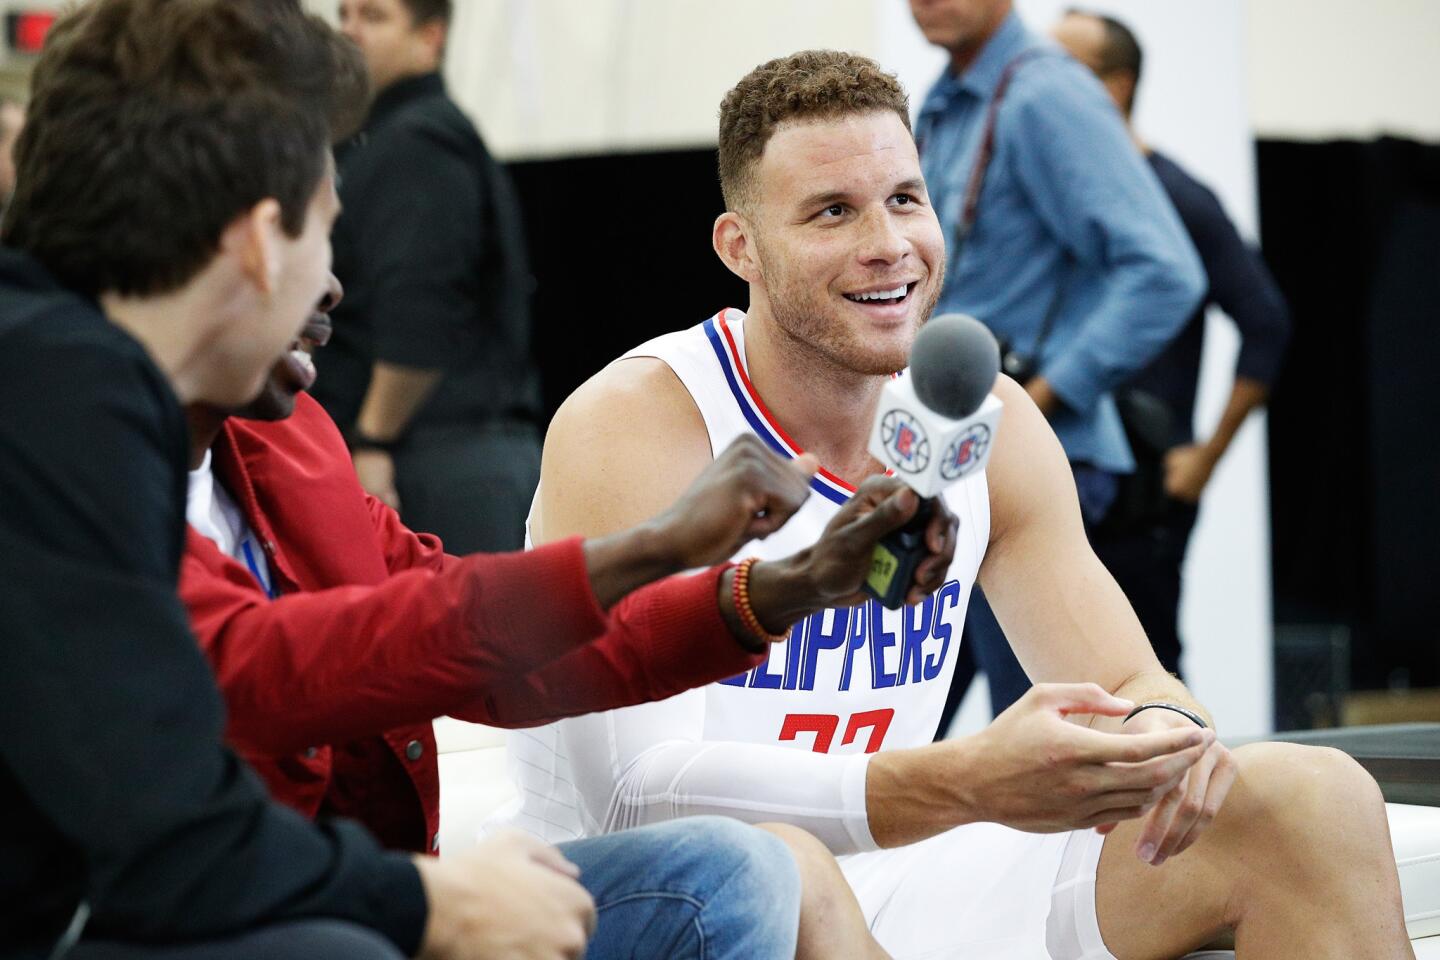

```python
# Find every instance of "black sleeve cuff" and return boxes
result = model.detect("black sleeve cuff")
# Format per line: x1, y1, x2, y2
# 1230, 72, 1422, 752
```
364, 850, 429, 956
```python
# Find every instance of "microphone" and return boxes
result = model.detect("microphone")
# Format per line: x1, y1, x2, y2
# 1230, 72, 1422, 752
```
862, 313, 1003, 608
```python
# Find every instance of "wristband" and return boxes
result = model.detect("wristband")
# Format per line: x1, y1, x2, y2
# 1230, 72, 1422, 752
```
1123, 702, 1208, 730
344, 426, 403, 454
731, 557, 788, 647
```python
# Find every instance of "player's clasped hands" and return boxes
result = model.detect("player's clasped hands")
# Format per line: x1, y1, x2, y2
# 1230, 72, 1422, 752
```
1119, 705, 1237, 866
964, 683, 1214, 836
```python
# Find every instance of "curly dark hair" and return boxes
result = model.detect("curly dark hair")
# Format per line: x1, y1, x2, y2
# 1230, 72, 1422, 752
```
718, 49, 911, 212
1, 0, 368, 297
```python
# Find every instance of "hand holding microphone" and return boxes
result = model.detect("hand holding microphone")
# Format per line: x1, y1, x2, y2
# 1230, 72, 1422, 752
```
864, 314, 1003, 608
719, 314, 1001, 637
739, 475, 961, 636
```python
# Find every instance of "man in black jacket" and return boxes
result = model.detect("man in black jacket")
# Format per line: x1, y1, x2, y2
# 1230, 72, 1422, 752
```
316, 0, 542, 553
0, 4, 436, 957
0, 3, 800, 959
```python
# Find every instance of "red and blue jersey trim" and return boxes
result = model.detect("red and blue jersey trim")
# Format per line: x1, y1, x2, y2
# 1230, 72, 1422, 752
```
703, 310, 860, 506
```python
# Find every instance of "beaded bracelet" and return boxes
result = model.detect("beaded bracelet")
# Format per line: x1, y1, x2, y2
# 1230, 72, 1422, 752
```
731, 557, 789, 645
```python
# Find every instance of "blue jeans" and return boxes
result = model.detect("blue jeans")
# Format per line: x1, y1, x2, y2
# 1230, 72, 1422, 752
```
563, 817, 800, 960
67, 819, 798, 960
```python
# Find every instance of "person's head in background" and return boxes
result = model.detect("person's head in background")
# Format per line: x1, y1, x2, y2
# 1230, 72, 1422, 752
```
1051, 8, 1143, 121
1, 0, 369, 409
339, 0, 449, 95
0, 97, 25, 207
909, 0, 1014, 73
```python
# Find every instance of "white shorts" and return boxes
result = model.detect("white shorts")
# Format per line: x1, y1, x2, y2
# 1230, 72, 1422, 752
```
840, 823, 1119, 960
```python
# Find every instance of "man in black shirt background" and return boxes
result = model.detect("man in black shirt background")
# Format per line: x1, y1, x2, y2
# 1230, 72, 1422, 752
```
318, 0, 542, 553
1052, 9, 1291, 675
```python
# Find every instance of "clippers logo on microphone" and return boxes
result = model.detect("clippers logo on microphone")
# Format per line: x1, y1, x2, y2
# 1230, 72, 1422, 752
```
863, 314, 1002, 608
940, 424, 992, 481
879, 410, 931, 474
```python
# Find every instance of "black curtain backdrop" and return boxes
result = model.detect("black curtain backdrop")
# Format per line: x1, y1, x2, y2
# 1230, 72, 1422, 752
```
1258, 136, 1440, 691
508, 148, 745, 421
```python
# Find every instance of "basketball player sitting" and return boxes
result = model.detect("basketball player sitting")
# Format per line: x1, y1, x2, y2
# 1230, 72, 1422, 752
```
512, 51, 1411, 960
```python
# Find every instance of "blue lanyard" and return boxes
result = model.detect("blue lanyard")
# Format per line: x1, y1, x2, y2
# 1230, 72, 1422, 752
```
239, 538, 279, 600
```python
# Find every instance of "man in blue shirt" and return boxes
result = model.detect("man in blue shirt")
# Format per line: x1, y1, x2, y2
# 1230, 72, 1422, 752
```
1051, 9, 1290, 676
911, 0, 1204, 718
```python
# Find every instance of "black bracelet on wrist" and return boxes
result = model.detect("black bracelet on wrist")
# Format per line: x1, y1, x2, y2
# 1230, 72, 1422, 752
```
1123, 702, 1208, 729
344, 426, 403, 454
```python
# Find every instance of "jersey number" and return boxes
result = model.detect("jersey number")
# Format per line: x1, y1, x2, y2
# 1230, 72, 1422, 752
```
778, 709, 894, 754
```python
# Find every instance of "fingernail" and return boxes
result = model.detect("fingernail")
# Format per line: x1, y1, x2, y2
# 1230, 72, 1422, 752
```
1137, 842, 1156, 862
1153, 855, 1167, 867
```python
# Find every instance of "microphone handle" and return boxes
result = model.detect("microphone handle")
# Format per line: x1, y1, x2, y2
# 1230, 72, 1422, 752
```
862, 496, 936, 609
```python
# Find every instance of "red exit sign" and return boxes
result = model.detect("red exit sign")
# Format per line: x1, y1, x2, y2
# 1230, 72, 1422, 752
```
7, 10, 57, 54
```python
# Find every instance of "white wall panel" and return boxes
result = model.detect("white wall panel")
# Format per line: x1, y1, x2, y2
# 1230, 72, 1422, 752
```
1247, 0, 1440, 142
444, 0, 875, 159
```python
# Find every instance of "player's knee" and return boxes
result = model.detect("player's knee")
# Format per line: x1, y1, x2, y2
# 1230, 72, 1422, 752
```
1227, 742, 1384, 848
1237, 742, 1376, 803
755, 821, 827, 860
756, 822, 842, 880
755, 821, 863, 921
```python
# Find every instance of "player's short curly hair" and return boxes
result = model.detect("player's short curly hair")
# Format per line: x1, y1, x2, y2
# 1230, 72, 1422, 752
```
717, 49, 911, 213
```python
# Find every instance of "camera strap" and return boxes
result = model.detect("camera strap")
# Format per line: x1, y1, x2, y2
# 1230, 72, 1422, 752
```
952, 47, 1054, 249
948, 47, 1070, 360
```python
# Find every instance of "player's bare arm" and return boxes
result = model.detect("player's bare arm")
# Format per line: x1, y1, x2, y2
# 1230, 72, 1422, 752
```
979, 373, 1236, 860
979, 376, 1193, 712
535, 357, 714, 548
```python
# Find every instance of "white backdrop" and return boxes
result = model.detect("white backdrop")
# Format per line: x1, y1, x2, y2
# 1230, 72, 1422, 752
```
877, 0, 1273, 737
441, 0, 877, 158
1247, 0, 1440, 142
310, 0, 1440, 147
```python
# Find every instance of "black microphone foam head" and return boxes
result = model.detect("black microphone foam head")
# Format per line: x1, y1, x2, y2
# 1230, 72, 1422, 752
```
909, 313, 1001, 419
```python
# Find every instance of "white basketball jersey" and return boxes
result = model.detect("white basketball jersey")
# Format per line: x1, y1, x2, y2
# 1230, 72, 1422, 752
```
506, 309, 990, 841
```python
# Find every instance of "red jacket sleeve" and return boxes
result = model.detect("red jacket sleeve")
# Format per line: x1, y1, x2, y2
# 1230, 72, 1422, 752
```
453, 565, 766, 727
181, 532, 609, 754
363, 492, 455, 576
351, 490, 761, 712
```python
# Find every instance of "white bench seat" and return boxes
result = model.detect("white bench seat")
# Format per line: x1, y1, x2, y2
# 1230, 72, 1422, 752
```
434, 718, 1440, 953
